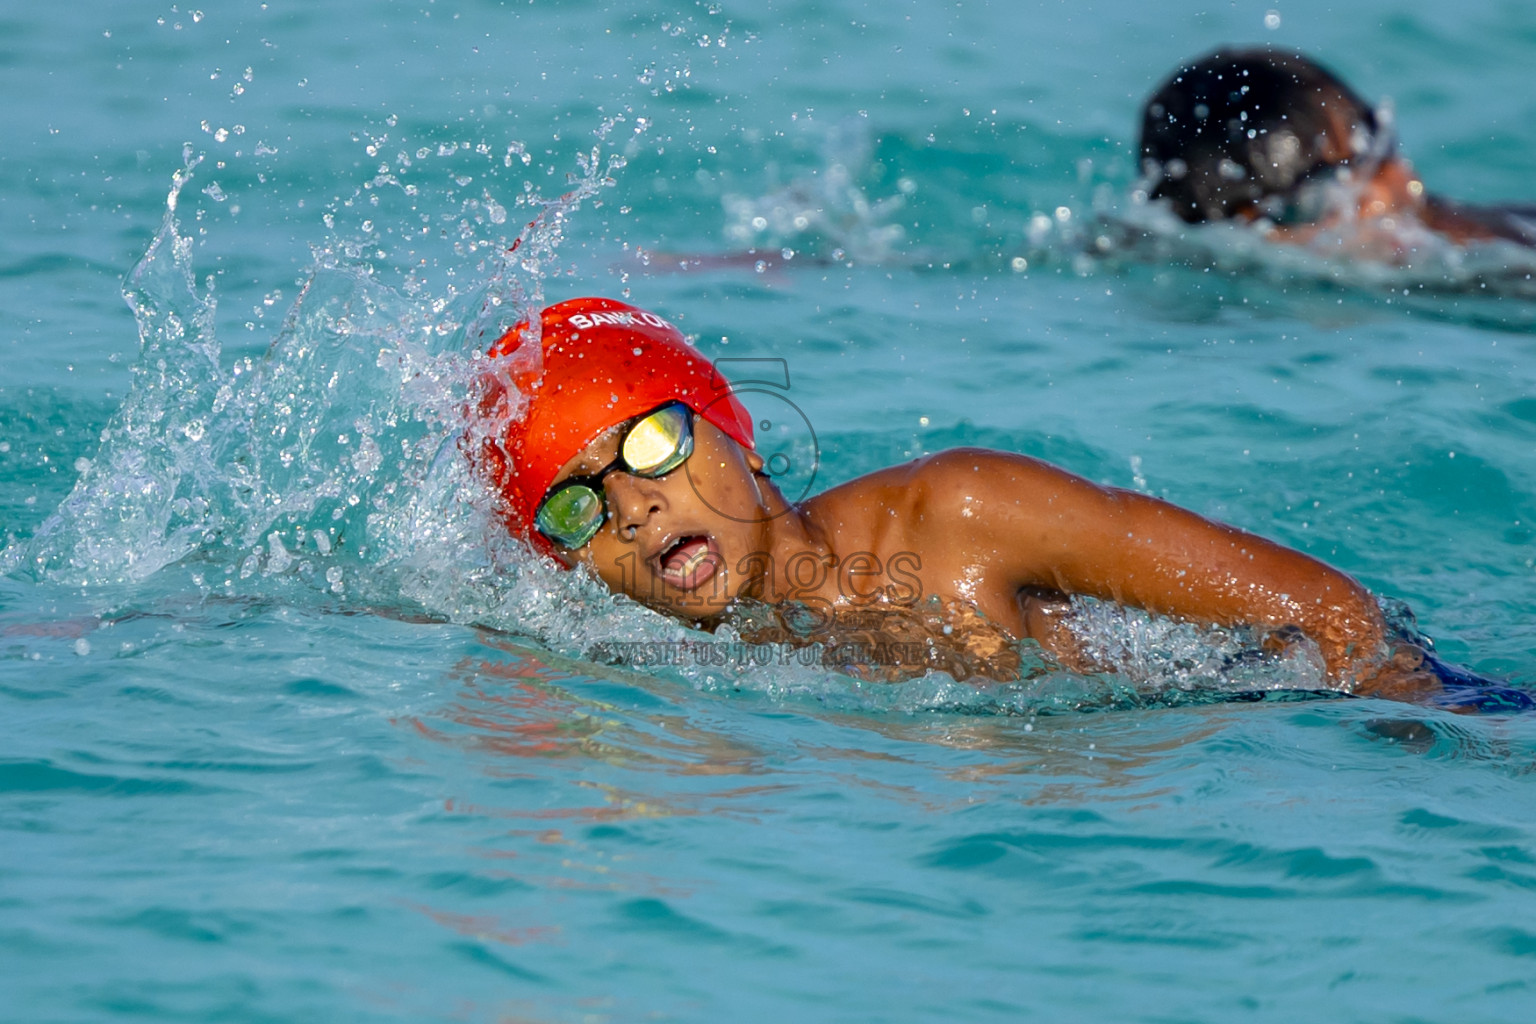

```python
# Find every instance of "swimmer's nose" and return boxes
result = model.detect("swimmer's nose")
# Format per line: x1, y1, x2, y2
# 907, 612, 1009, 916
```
605, 472, 668, 538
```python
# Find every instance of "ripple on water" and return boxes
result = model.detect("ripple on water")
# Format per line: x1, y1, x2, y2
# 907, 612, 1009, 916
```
0, 758, 221, 798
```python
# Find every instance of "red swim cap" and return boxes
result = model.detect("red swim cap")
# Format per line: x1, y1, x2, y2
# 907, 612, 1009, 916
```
476, 297, 755, 551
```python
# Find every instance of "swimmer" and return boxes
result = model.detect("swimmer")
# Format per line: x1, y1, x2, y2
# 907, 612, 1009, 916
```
475, 296, 1527, 708
1138, 47, 1536, 249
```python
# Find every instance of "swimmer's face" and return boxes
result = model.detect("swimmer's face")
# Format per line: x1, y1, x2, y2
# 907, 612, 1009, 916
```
1252, 152, 1425, 250
542, 416, 772, 621
1253, 109, 1421, 230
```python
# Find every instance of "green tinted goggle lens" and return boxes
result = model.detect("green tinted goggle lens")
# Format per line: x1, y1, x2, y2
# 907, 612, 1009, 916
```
534, 403, 695, 549
534, 484, 607, 549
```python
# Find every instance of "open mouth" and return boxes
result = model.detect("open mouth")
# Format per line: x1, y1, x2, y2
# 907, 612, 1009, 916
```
656, 535, 721, 592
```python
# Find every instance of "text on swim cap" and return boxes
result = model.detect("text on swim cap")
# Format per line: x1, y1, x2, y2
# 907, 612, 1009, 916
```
568, 311, 674, 331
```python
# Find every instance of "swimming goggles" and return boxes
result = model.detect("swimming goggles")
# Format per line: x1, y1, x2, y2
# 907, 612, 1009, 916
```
1256, 121, 1398, 227
1259, 161, 1372, 226
534, 402, 695, 550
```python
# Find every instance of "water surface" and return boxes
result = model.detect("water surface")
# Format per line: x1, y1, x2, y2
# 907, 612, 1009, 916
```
4, 2, 1536, 1021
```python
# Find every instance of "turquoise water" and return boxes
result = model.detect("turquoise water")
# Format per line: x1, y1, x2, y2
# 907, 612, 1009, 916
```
5, 1, 1536, 1020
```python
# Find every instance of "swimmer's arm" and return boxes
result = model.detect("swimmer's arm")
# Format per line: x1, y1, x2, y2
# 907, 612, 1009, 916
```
929, 450, 1395, 685
1423, 196, 1536, 247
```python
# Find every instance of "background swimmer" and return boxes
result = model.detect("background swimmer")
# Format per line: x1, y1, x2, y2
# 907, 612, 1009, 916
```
1138, 46, 1536, 249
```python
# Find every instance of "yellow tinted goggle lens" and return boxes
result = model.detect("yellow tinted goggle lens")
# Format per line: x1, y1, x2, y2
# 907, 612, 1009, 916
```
621, 404, 693, 475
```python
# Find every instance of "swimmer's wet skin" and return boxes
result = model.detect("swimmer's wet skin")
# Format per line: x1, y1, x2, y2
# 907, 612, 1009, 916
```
476, 297, 1528, 711
1138, 46, 1536, 248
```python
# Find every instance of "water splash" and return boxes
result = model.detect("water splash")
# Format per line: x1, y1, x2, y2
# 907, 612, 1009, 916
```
557, 589, 1344, 719
1060, 595, 1330, 695
5, 139, 627, 620
14, 154, 227, 584
719, 118, 911, 264
1076, 176, 1536, 308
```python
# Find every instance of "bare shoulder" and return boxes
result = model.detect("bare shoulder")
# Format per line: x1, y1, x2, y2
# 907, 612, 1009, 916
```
815, 448, 1107, 542
902, 447, 1073, 487
809, 447, 1103, 511
811, 447, 1064, 507
810, 449, 1119, 607
894, 448, 1107, 515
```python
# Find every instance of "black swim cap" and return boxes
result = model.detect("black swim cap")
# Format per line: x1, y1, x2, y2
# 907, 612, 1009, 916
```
1138, 47, 1384, 223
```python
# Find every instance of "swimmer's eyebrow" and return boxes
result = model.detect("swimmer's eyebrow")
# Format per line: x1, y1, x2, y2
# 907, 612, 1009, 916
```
550, 424, 625, 484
